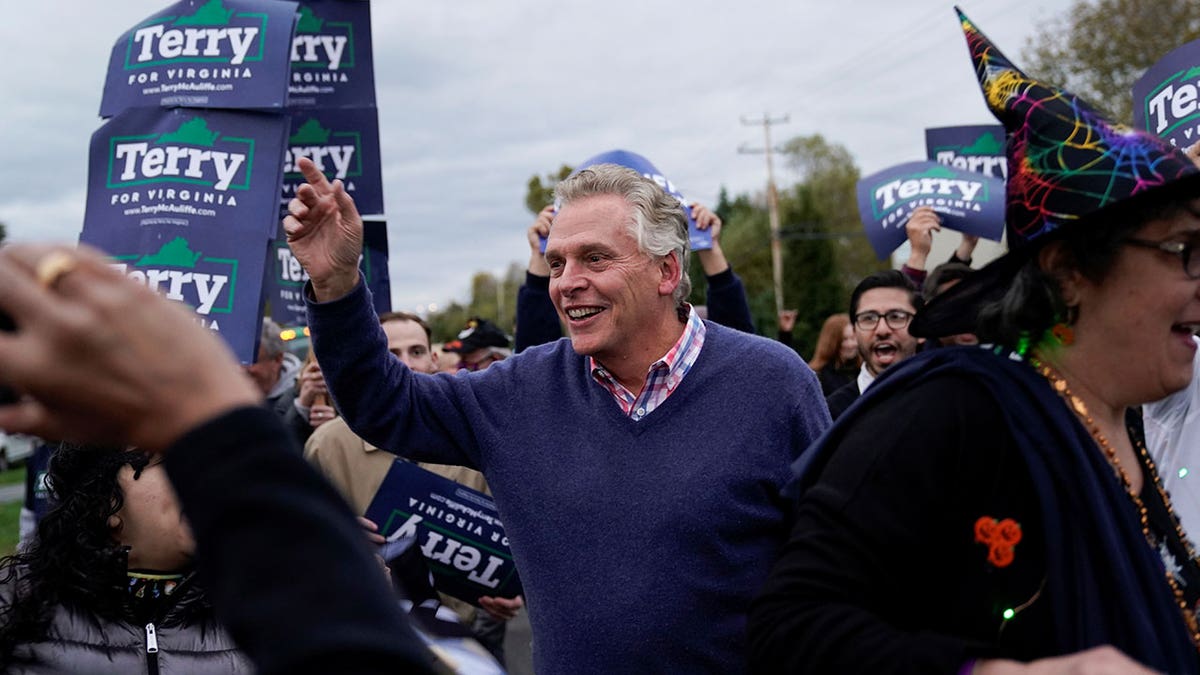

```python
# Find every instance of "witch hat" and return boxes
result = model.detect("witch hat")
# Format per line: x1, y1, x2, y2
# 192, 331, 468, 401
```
911, 8, 1200, 338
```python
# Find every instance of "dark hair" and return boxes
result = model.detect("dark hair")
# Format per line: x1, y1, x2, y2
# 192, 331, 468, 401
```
849, 269, 922, 319
0, 445, 153, 665
923, 262, 973, 301
378, 311, 432, 345
976, 195, 1192, 347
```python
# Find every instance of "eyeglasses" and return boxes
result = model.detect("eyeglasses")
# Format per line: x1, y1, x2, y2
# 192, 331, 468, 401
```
853, 309, 914, 331
1123, 237, 1200, 279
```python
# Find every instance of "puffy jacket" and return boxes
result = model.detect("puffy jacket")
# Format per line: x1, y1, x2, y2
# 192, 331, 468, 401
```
6, 574, 253, 674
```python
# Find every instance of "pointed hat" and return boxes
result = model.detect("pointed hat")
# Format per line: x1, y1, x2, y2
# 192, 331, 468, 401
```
911, 8, 1200, 338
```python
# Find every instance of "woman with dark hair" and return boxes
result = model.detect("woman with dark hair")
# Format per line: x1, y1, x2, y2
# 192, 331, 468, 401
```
806, 313, 859, 396
0, 444, 250, 673
749, 11, 1200, 675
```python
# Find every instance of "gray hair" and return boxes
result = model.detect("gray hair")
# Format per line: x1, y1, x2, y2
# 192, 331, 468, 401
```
259, 317, 285, 358
554, 163, 692, 309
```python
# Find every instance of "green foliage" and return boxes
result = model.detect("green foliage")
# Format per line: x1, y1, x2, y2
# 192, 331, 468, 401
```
0, 221, 6, 246
694, 135, 884, 352
0, 465, 25, 487
524, 164, 574, 215
779, 135, 882, 291
0, 500, 19, 557
1022, 0, 1200, 124
425, 263, 524, 343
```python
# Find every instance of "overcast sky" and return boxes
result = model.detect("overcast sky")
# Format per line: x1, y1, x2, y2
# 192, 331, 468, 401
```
0, 0, 1074, 314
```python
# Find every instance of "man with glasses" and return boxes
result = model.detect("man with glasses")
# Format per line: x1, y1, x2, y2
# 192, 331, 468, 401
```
826, 270, 924, 420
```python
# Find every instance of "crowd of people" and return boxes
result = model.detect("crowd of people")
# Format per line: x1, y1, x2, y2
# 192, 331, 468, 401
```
2, 11, 1200, 675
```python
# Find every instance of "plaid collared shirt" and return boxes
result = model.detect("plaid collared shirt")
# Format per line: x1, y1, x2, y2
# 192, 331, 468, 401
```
588, 306, 706, 421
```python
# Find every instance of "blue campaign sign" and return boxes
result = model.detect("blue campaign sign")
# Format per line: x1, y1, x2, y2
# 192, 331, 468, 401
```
99, 0, 299, 117
546, 149, 712, 252
1133, 39, 1200, 148
366, 460, 523, 605
288, 0, 376, 108
925, 125, 1007, 180
81, 107, 289, 363
266, 218, 390, 327
363, 218, 392, 314
267, 230, 308, 327
282, 107, 384, 215
855, 161, 1006, 260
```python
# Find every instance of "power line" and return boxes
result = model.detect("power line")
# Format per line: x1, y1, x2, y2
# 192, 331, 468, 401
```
738, 113, 789, 315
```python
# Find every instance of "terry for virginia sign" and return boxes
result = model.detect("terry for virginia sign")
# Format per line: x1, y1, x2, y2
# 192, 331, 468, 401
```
100, 0, 298, 116
81, 107, 289, 363
855, 160, 1005, 260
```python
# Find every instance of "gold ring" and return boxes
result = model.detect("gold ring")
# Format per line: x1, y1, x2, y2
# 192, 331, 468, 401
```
35, 251, 78, 289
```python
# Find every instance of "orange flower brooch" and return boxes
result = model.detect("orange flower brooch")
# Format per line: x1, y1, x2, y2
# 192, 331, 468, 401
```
975, 516, 1022, 568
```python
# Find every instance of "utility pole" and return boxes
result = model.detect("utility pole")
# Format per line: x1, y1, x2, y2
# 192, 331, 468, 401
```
739, 113, 789, 316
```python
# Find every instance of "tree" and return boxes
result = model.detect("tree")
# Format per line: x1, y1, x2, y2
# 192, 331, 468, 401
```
0, 221, 6, 246
701, 135, 882, 349
1022, 0, 1200, 124
779, 135, 882, 293
424, 263, 524, 343
524, 165, 574, 215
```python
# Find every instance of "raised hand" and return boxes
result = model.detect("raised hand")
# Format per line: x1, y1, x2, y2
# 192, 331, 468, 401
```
283, 157, 364, 301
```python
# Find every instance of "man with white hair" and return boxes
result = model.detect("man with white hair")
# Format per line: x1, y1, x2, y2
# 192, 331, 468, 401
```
285, 159, 830, 673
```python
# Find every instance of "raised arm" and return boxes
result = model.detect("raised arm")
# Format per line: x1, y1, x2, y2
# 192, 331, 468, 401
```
515, 205, 563, 352
0, 244, 437, 675
283, 157, 364, 302
692, 203, 755, 333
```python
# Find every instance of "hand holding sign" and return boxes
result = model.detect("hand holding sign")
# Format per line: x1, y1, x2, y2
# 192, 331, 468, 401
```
479, 595, 524, 622
855, 161, 1005, 260
284, 157, 364, 301
904, 207, 942, 269
527, 205, 555, 276
692, 203, 731, 276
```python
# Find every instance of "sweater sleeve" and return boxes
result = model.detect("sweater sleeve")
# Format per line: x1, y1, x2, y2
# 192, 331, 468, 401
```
305, 279, 485, 469
901, 264, 927, 291
704, 266, 755, 334
514, 271, 562, 353
163, 407, 439, 675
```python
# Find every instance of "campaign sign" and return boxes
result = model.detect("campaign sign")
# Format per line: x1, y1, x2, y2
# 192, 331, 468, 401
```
363, 218, 393, 314
26, 443, 53, 522
267, 218, 389, 327
282, 107, 384, 215
855, 161, 1005, 260
99, 0, 299, 116
288, 0, 376, 108
547, 149, 712, 252
267, 232, 308, 327
82, 107, 289, 363
925, 125, 1007, 180
365, 460, 523, 605
1133, 39, 1200, 148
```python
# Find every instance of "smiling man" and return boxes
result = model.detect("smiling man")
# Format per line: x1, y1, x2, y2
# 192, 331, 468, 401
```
826, 270, 924, 420
284, 160, 830, 674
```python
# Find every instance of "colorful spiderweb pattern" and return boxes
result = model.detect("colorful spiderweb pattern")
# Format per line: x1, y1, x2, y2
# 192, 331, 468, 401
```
956, 8, 1199, 246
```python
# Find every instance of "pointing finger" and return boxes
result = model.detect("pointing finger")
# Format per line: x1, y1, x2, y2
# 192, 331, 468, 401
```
297, 157, 332, 194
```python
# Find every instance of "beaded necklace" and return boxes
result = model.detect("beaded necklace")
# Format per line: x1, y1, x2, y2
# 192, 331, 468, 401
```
1031, 356, 1200, 648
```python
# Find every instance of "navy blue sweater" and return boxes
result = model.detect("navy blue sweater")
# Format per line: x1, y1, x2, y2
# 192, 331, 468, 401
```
309, 280, 830, 674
